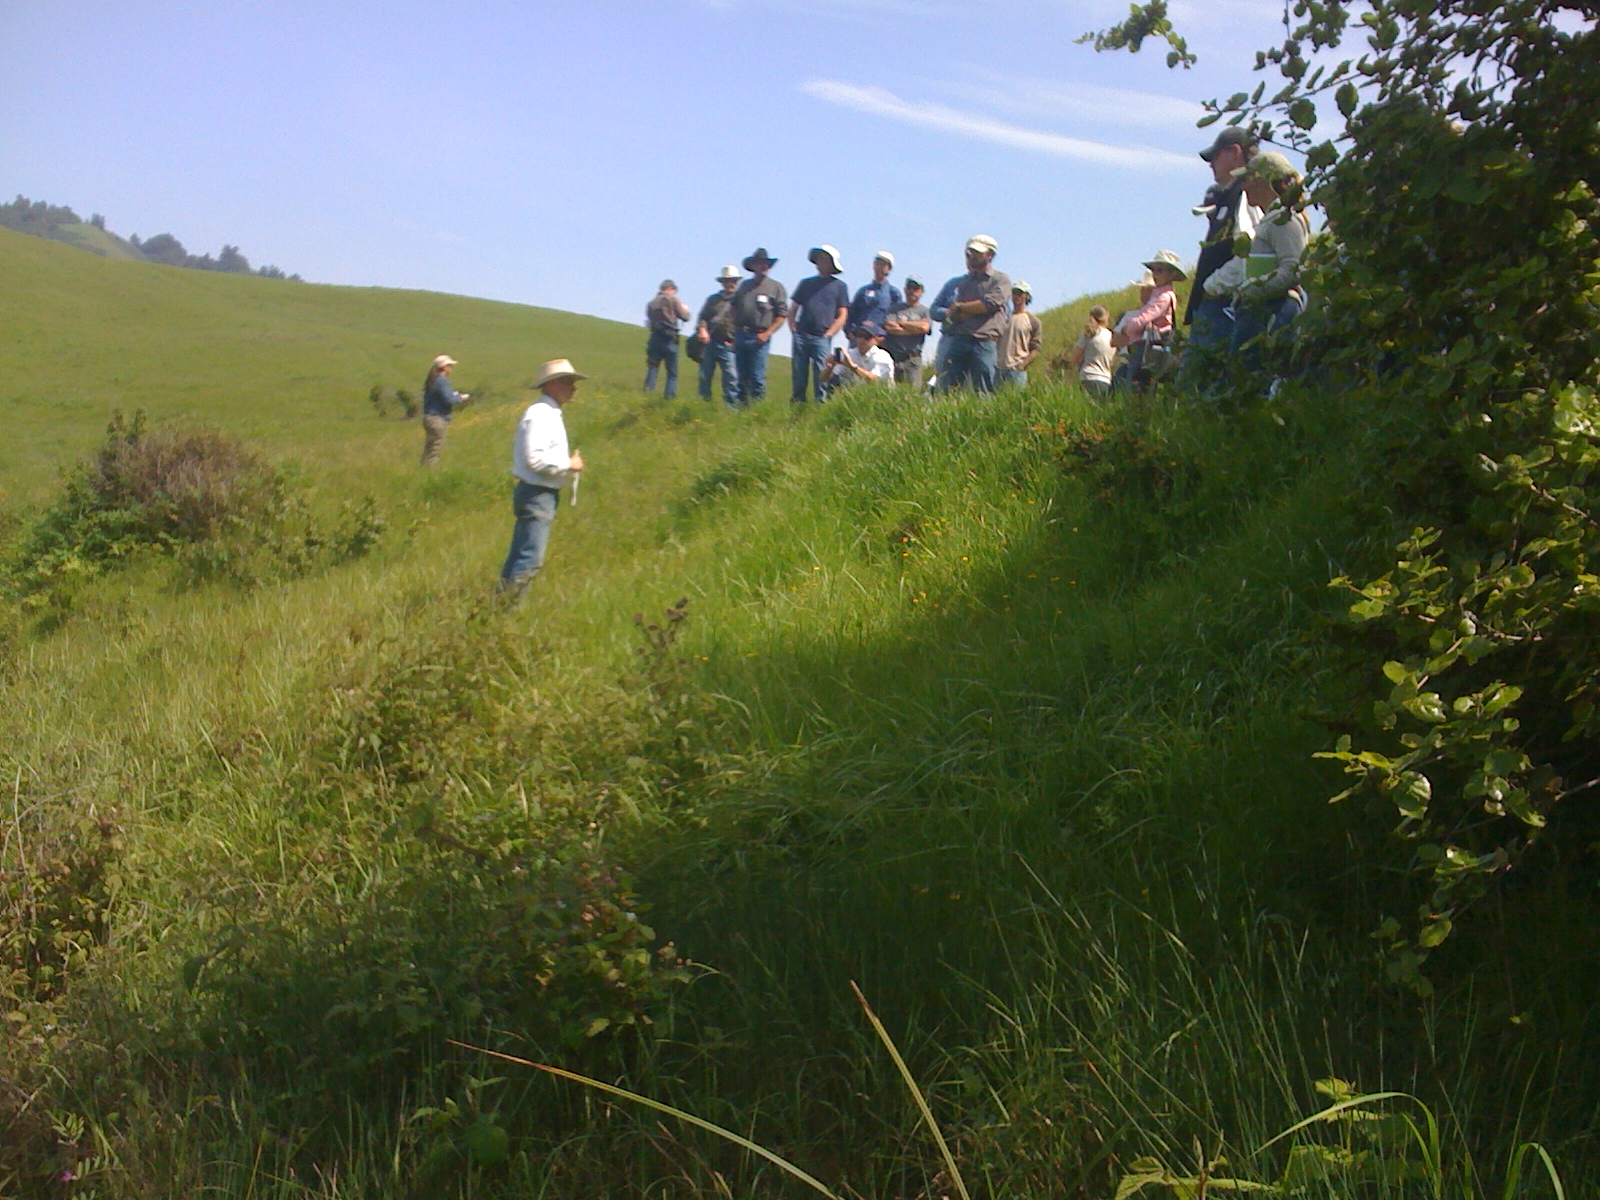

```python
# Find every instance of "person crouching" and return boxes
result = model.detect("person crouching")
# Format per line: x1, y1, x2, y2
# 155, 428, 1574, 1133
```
820, 322, 894, 396
500, 359, 586, 595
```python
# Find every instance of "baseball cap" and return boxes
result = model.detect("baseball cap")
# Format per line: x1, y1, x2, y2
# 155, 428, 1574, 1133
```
1199, 126, 1258, 163
965, 234, 998, 254
874, 250, 895, 266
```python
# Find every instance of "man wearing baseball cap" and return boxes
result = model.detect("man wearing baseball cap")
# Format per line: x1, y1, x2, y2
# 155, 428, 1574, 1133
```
882, 276, 931, 389
1187, 126, 1263, 375
420, 354, 470, 467
643, 280, 692, 400
788, 246, 851, 404
846, 251, 903, 338
935, 235, 1010, 394
695, 266, 743, 408
500, 359, 586, 595
998, 282, 1042, 388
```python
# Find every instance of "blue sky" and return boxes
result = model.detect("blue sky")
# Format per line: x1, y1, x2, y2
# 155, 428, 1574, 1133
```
2, 0, 1290, 344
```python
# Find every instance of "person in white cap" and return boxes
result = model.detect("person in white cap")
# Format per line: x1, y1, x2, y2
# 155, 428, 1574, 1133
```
420, 354, 470, 467
935, 235, 1010, 394
847, 251, 903, 337
998, 281, 1043, 388
500, 359, 586, 593
788, 245, 850, 404
1112, 250, 1186, 391
695, 266, 743, 408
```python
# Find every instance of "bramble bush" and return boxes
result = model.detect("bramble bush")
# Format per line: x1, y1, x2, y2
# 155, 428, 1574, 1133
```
1092, 0, 1600, 982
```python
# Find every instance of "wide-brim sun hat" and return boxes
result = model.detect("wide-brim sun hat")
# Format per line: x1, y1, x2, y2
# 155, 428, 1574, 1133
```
742, 247, 777, 269
717, 264, 742, 280
965, 234, 998, 255
1233, 149, 1298, 184
530, 358, 588, 389
808, 245, 843, 272
432, 354, 457, 369
1141, 249, 1188, 281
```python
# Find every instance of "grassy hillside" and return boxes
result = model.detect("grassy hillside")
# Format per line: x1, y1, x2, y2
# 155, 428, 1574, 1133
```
44, 221, 146, 261
1, 238, 1593, 1198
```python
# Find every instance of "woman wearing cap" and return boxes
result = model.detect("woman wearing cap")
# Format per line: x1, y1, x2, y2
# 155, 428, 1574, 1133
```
420, 354, 470, 467
500, 359, 586, 594
1228, 151, 1311, 357
1111, 252, 1185, 390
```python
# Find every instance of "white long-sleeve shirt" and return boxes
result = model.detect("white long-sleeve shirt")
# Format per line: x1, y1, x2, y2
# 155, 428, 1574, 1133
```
511, 395, 573, 488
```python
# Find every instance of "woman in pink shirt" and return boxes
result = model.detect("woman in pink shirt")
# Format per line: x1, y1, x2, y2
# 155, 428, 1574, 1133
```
1111, 250, 1186, 390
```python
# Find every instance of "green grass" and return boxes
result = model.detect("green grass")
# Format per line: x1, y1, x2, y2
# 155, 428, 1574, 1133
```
0, 231, 1592, 1198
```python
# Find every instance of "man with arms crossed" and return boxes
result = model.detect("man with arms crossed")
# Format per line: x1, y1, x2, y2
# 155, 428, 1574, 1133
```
500, 359, 585, 596
936, 235, 1011, 394
882, 276, 931, 388
729, 248, 788, 406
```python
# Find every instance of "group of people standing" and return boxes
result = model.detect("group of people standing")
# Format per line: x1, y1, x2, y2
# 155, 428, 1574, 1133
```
642, 235, 1042, 406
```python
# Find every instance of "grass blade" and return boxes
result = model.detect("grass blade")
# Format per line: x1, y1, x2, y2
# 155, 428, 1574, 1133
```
1256, 1091, 1412, 1153
447, 1040, 843, 1200
850, 981, 973, 1200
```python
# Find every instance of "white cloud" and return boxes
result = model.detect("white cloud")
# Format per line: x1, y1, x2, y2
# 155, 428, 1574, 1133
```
945, 72, 1205, 131
800, 80, 1194, 171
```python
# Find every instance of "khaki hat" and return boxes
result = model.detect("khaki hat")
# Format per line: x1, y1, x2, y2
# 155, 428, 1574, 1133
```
1012, 281, 1033, 298
717, 264, 742, 280
1129, 268, 1157, 288
530, 358, 587, 389
965, 234, 998, 255
432, 354, 457, 369
808, 244, 843, 272
873, 249, 894, 266
1141, 249, 1188, 281
1233, 149, 1298, 183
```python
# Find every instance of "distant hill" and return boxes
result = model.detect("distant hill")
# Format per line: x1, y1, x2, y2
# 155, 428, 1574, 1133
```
0, 193, 298, 278
0, 225, 645, 503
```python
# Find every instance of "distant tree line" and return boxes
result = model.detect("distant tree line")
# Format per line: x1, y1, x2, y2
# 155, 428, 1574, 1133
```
0, 194, 300, 280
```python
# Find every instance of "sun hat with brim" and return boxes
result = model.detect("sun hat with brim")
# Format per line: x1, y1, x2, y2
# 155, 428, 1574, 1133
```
1141, 249, 1188, 281
965, 234, 998, 255
433, 354, 457, 369
1199, 125, 1257, 163
808, 245, 843, 272
1233, 149, 1298, 184
717, 265, 742, 281
742, 247, 777, 269
1129, 268, 1157, 289
529, 359, 588, 390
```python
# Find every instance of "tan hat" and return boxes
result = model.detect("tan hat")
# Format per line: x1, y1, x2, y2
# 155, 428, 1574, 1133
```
1129, 268, 1157, 289
530, 358, 587, 389
432, 354, 457, 369
1141, 249, 1188, 281
809, 244, 843, 272
1233, 149, 1298, 183
873, 249, 894, 266
965, 234, 998, 255
717, 264, 742, 280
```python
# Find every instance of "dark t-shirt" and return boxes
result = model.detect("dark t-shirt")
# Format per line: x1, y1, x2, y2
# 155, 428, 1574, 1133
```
1188, 178, 1247, 324
730, 275, 789, 332
790, 275, 850, 336
882, 302, 929, 362
699, 291, 736, 341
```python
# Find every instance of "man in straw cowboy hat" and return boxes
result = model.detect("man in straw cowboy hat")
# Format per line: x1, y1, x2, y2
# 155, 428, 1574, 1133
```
695, 265, 743, 407
500, 359, 586, 594
1112, 249, 1186, 391
729, 248, 788, 406
788, 245, 850, 404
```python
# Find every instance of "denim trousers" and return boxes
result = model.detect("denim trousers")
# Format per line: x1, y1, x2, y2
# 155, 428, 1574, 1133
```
791, 332, 832, 403
1232, 293, 1306, 375
1179, 295, 1236, 392
698, 340, 739, 407
938, 336, 998, 393
732, 330, 770, 404
644, 329, 679, 398
1000, 368, 1028, 388
500, 481, 561, 586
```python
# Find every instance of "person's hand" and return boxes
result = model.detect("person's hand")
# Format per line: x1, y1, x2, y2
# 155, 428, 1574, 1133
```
697, 328, 710, 344
756, 329, 771, 344
883, 319, 902, 335
569, 452, 585, 473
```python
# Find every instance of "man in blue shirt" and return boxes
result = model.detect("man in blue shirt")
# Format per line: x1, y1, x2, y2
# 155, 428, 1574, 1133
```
847, 251, 903, 336
788, 245, 850, 404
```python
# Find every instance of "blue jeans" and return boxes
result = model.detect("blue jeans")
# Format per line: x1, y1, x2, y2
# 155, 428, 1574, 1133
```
1000, 368, 1028, 388
733, 330, 771, 405
1232, 293, 1306, 375
698, 339, 739, 407
500, 481, 560, 586
644, 329, 679, 398
1179, 295, 1236, 393
791, 332, 832, 403
938, 336, 998, 393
